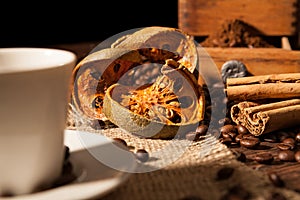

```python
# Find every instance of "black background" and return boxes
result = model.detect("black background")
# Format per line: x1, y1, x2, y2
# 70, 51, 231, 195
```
0, 1, 178, 47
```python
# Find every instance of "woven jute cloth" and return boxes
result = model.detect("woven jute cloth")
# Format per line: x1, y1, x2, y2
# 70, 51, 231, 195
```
66, 111, 300, 200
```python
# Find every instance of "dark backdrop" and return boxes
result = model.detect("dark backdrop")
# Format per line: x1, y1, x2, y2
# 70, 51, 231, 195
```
0, 1, 178, 47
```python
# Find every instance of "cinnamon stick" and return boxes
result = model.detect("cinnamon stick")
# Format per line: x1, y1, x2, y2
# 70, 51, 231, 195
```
226, 73, 300, 101
231, 99, 300, 136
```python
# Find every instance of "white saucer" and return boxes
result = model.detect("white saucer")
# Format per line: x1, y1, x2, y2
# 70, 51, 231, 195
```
3, 129, 137, 200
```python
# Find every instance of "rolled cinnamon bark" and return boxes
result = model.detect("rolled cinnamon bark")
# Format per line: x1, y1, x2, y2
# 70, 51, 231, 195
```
231, 99, 300, 136
226, 73, 300, 101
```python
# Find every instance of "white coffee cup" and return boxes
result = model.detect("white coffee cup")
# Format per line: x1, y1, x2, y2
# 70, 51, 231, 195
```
0, 48, 77, 196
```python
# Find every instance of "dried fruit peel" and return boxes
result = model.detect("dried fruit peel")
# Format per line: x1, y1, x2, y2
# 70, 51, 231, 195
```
103, 83, 204, 139
72, 47, 181, 120
102, 59, 205, 139
71, 26, 205, 139
111, 26, 198, 74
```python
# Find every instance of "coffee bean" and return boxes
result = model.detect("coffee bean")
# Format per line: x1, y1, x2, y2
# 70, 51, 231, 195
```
236, 125, 249, 135
135, 149, 149, 162
240, 137, 260, 149
231, 150, 247, 162
295, 132, 300, 143
253, 152, 274, 164
222, 132, 232, 139
220, 137, 233, 146
215, 166, 235, 181
220, 124, 236, 134
278, 150, 295, 162
90, 119, 106, 129
228, 132, 238, 139
276, 143, 294, 151
195, 124, 208, 136
242, 134, 256, 139
127, 145, 135, 151
268, 172, 285, 187
113, 138, 127, 147
113, 138, 130, 151
235, 134, 243, 143
282, 137, 295, 145
294, 151, 300, 162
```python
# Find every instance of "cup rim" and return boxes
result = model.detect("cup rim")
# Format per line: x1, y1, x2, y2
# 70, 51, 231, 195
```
0, 47, 77, 74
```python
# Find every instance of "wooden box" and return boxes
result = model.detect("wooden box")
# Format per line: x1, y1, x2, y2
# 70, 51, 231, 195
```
178, 0, 300, 75
178, 0, 298, 37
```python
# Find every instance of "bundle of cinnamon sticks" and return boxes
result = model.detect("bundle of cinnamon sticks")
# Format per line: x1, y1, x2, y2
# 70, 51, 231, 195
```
225, 73, 300, 136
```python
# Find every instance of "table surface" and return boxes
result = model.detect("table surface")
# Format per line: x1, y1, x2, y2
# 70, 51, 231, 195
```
45, 41, 300, 199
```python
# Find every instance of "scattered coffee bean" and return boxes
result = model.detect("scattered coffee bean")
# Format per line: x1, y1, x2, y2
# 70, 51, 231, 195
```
220, 137, 233, 146
127, 145, 135, 151
278, 150, 295, 162
228, 132, 238, 139
235, 134, 243, 144
240, 137, 260, 149
268, 172, 285, 187
90, 119, 106, 129
242, 134, 256, 139
276, 143, 294, 151
135, 149, 149, 162
294, 151, 300, 162
282, 137, 295, 145
112, 138, 130, 151
195, 124, 208, 136
215, 166, 235, 181
295, 132, 300, 143
113, 138, 127, 147
253, 152, 274, 164
231, 150, 247, 162
220, 124, 236, 134
221, 132, 232, 139
236, 125, 249, 135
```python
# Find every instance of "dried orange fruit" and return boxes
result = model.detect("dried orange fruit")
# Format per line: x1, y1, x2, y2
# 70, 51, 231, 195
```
72, 47, 180, 120
72, 27, 199, 120
103, 58, 205, 139
71, 26, 205, 138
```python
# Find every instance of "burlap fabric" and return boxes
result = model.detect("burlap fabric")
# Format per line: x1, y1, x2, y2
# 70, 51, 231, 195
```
67, 110, 300, 200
